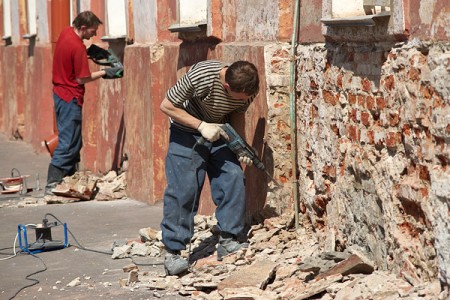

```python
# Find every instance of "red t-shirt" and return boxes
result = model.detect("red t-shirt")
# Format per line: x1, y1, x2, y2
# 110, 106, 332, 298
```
52, 26, 91, 106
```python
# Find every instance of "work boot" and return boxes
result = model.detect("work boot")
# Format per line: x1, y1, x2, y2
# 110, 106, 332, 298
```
164, 250, 189, 276
217, 235, 249, 261
44, 164, 65, 195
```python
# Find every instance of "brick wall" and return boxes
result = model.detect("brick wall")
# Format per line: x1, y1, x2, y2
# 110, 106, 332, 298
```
290, 40, 450, 285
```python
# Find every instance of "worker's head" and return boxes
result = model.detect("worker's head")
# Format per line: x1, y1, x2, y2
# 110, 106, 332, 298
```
225, 61, 260, 100
72, 11, 103, 40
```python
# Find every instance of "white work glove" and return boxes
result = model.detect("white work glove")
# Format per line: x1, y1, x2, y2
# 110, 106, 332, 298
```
238, 155, 253, 166
197, 121, 226, 142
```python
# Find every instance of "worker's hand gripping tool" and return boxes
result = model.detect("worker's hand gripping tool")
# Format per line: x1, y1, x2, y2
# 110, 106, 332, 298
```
87, 44, 124, 79
196, 123, 280, 186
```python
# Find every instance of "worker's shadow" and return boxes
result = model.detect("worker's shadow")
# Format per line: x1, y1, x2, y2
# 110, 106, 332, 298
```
188, 232, 220, 263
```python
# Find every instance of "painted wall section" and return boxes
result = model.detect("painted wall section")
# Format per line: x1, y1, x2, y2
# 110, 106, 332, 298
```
36, 0, 50, 43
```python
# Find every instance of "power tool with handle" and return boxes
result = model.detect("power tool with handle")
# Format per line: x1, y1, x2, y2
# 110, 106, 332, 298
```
196, 123, 280, 186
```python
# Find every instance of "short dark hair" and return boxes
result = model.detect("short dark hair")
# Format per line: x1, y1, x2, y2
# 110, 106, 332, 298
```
225, 61, 259, 96
72, 11, 103, 29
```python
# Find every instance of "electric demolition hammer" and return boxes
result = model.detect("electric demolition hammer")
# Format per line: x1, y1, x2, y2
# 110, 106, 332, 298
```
197, 123, 280, 186
87, 44, 124, 78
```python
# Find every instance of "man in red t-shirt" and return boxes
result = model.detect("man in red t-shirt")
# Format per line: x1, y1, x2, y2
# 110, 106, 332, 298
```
45, 11, 123, 195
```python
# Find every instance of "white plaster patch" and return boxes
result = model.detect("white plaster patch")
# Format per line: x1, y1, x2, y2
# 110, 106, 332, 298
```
419, 0, 437, 25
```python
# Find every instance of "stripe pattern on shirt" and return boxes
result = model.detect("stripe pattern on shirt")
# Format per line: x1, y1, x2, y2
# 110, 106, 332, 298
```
166, 60, 254, 133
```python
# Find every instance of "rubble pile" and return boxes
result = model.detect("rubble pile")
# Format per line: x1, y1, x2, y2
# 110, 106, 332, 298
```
114, 213, 445, 299
44, 170, 127, 203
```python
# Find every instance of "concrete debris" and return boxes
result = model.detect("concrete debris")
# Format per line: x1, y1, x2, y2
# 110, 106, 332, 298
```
112, 213, 444, 299
66, 277, 81, 287
127, 270, 139, 286
51, 171, 98, 200
44, 170, 127, 203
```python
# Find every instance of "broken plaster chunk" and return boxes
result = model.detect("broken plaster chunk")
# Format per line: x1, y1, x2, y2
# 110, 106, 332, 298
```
315, 254, 374, 281
217, 260, 277, 291
127, 270, 139, 286
66, 277, 81, 287
112, 244, 132, 259
123, 263, 139, 273
139, 227, 160, 242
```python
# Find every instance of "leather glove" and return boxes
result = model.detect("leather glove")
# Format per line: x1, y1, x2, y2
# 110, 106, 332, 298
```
197, 121, 226, 142
103, 67, 124, 79
238, 155, 253, 166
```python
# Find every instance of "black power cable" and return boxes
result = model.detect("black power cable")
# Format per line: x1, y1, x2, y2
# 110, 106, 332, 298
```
7, 253, 47, 300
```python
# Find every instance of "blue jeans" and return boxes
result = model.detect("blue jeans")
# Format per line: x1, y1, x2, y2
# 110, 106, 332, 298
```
161, 126, 246, 252
51, 93, 82, 173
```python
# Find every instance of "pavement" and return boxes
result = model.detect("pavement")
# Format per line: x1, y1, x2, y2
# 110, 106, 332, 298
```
0, 133, 176, 300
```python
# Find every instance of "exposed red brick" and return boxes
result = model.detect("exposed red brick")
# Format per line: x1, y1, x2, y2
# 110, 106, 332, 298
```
337, 73, 343, 88
362, 78, 371, 93
358, 95, 365, 107
389, 112, 400, 127
361, 111, 371, 127
376, 97, 386, 110
348, 125, 359, 142
330, 124, 339, 136
403, 124, 411, 135
366, 96, 375, 110
367, 130, 375, 144
310, 80, 318, 89
433, 94, 444, 108
323, 90, 338, 106
348, 93, 357, 105
340, 165, 345, 176
408, 68, 420, 81
420, 84, 433, 100
350, 108, 358, 122
383, 75, 395, 91
386, 132, 401, 148
314, 196, 329, 216
421, 187, 429, 198
418, 165, 430, 182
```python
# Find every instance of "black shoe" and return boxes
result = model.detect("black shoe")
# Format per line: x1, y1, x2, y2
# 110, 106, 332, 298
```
217, 236, 249, 261
45, 164, 65, 195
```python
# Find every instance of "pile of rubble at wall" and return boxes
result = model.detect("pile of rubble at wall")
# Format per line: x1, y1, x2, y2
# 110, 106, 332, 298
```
112, 213, 445, 300
43, 170, 127, 203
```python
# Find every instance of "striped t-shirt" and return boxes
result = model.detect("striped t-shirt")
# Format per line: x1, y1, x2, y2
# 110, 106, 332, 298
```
166, 60, 254, 132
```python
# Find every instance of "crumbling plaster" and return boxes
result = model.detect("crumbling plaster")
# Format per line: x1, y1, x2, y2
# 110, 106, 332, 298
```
274, 39, 450, 286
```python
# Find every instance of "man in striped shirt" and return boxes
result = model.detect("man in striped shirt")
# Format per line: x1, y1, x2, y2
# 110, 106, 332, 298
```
160, 60, 260, 275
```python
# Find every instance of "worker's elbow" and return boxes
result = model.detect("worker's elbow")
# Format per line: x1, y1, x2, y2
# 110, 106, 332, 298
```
160, 98, 170, 114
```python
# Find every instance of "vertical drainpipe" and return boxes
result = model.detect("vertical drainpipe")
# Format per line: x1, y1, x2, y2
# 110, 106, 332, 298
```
51, 0, 70, 53
290, 0, 300, 229
50, 0, 70, 135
